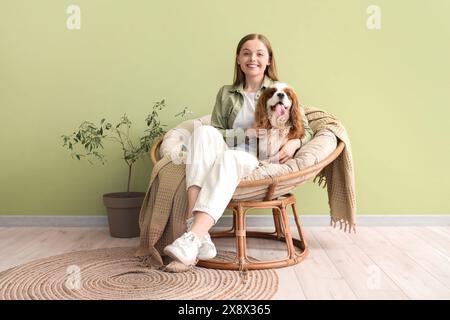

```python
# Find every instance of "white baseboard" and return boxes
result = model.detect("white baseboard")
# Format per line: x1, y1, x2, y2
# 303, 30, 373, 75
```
0, 215, 449, 227
215, 215, 450, 228
0, 216, 108, 227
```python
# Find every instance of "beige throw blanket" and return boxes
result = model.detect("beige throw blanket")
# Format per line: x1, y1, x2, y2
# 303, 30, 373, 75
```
305, 106, 357, 232
134, 156, 189, 269
135, 107, 357, 267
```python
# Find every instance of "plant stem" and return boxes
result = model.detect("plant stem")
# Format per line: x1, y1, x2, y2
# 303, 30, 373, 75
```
127, 164, 132, 193
126, 125, 136, 149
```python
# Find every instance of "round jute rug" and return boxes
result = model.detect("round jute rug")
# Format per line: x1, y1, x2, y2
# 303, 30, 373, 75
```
0, 247, 278, 300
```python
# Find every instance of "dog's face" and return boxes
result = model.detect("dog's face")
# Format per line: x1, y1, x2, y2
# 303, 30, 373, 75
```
254, 83, 304, 140
265, 83, 295, 127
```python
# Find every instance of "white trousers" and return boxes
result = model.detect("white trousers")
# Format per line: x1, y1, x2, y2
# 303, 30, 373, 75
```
185, 125, 259, 223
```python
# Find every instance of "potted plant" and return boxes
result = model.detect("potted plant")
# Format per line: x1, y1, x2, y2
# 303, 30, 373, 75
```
62, 99, 191, 238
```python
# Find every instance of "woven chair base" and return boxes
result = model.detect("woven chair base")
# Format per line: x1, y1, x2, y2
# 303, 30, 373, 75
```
150, 135, 345, 271
196, 193, 308, 271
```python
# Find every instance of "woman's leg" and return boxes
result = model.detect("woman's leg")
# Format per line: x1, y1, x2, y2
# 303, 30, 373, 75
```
190, 149, 260, 238
164, 125, 229, 264
186, 185, 200, 219
164, 148, 259, 265
185, 125, 228, 236
190, 212, 215, 238
185, 125, 228, 192
186, 193, 228, 243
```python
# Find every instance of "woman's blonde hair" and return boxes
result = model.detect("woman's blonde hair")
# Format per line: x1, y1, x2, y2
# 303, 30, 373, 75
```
233, 34, 279, 86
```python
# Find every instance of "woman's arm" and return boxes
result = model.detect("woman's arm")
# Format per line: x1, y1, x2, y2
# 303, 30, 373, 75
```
210, 86, 247, 147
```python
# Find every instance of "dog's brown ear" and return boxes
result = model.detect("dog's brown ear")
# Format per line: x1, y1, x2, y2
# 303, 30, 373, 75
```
254, 87, 275, 129
286, 88, 305, 139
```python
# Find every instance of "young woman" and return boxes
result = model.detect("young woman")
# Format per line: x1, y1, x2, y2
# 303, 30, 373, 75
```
163, 34, 313, 265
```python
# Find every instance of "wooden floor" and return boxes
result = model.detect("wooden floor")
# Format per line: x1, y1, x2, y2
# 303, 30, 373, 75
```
0, 226, 449, 300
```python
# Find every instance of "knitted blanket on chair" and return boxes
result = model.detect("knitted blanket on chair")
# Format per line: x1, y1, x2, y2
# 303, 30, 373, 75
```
304, 106, 357, 232
134, 155, 189, 271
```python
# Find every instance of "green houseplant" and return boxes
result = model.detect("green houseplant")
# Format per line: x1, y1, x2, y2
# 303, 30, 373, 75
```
62, 99, 191, 238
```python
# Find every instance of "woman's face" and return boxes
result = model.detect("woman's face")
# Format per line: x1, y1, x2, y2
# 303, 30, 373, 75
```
237, 39, 270, 78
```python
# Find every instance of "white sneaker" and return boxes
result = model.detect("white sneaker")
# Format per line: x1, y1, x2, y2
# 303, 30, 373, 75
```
186, 217, 217, 260
163, 231, 201, 265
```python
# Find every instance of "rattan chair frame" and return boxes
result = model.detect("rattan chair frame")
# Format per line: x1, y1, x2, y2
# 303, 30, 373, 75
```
150, 135, 345, 270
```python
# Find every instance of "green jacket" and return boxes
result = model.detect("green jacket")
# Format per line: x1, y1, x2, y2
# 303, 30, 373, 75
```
210, 76, 314, 147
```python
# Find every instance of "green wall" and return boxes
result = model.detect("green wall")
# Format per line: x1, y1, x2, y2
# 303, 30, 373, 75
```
1, 0, 449, 216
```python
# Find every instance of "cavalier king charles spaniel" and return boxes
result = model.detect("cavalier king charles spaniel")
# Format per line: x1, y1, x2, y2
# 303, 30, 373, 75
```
253, 83, 305, 163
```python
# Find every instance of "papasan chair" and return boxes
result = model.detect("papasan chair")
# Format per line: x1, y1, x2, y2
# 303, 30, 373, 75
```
150, 114, 345, 271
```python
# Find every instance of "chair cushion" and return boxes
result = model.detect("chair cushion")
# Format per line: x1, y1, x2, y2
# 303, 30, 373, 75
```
159, 115, 337, 200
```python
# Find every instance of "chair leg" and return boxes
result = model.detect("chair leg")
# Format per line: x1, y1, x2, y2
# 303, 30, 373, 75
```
235, 204, 247, 269
291, 202, 308, 251
199, 194, 308, 270
279, 205, 297, 259
232, 208, 237, 232
272, 208, 283, 239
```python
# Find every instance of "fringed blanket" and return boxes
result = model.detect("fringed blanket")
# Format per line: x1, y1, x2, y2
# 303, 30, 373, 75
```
134, 156, 191, 271
305, 106, 357, 232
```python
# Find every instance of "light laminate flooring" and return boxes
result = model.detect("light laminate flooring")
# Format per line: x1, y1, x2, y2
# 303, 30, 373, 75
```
0, 226, 449, 300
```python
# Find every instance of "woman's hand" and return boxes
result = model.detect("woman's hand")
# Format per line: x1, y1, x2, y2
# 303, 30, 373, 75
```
269, 139, 300, 164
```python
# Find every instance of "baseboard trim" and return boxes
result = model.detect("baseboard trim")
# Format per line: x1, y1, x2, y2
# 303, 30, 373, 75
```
215, 215, 450, 227
0, 215, 449, 227
0, 216, 108, 227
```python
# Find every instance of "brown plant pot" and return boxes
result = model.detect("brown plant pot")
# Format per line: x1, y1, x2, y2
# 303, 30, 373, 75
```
103, 192, 145, 238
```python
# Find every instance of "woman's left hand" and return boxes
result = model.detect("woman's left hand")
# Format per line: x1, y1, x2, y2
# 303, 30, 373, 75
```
269, 139, 300, 164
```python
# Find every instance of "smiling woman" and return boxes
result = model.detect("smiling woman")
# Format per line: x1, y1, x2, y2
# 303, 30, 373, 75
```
160, 34, 289, 267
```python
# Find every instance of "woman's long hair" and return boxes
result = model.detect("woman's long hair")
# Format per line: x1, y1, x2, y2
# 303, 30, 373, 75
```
233, 34, 279, 87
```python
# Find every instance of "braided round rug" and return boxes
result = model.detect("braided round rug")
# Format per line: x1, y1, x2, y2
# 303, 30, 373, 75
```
0, 247, 278, 300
